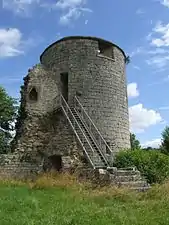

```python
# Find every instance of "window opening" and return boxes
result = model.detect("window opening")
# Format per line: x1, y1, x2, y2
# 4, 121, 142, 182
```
98, 41, 114, 59
29, 87, 38, 102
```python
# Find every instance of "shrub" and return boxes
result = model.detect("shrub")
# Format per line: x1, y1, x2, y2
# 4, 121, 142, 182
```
114, 149, 169, 184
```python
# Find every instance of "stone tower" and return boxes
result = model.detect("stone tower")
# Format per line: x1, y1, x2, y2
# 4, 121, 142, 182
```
40, 36, 130, 152
11, 36, 130, 174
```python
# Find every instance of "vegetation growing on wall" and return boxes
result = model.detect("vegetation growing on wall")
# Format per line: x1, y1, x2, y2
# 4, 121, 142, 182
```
125, 55, 130, 64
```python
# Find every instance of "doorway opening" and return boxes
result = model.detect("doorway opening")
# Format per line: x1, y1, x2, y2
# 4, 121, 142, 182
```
60, 72, 68, 102
48, 155, 63, 172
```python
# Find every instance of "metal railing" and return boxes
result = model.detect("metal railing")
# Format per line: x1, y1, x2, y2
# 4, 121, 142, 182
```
73, 107, 109, 167
60, 94, 102, 169
74, 96, 113, 164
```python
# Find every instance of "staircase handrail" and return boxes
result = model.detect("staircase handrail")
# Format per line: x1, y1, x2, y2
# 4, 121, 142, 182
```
60, 94, 96, 169
74, 96, 113, 156
74, 107, 109, 167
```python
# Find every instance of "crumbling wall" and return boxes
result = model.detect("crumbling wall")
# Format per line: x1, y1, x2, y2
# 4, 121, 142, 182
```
0, 64, 84, 179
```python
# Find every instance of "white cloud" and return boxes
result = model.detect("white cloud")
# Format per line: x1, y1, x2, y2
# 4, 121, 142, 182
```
56, 0, 92, 25
146, 55, 169, 68
136, 9, 145, 15
151, 22, 169, 47
0, 28, 41, 58
41, 0, 92, 25
3, 0, 92, 24
0, 28, 24, 58
152, 38, 165, 47
2, 0, 39, 16
133, 65, 140, 70
141, 138, 161, 148
160, 0, 169, 7
144, 22, 169, 70
129, 104, 163, 133
130, 47, 144, 57
148, 48, 168, 54
131, 22, 169, 70
148, 75, 169, 86
146, 32, 152, 41
127, 83, 139, 98
55, 0, 86, 9
59, 7, 90, 25
129, 45, 168, 59
85, 19, 88, 25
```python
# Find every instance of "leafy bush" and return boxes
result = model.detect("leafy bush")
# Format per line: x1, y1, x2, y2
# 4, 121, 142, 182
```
114, 149, 169, 184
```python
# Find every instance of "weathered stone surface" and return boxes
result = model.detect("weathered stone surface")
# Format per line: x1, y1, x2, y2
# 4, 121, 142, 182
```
0, 36, 131, 179
0, 153, 41, 180
75, 166, 150, 191
0, 64, 85, 179
40, 36, 130, 152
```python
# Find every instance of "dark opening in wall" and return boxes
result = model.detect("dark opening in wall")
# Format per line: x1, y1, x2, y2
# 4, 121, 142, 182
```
28, 87, 38, 102
60, 72, 68, 102
48, 155, 63, 172
98, 41, 114, 59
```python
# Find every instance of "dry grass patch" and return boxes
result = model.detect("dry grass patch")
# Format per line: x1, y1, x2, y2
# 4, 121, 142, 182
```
28, 171, 92, 191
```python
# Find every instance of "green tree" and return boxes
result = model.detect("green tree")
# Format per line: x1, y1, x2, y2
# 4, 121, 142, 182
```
0, 86, 18, 153
130, 133, 141, 150
161, 126, 169, 155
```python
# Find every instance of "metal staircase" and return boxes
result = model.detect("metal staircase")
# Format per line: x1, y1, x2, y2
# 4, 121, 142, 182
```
60, 94, 150, 191
60, 94, 112, 169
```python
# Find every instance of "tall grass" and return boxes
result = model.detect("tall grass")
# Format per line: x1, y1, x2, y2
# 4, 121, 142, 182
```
1, 172, 169, 202
1, 173, 169, 225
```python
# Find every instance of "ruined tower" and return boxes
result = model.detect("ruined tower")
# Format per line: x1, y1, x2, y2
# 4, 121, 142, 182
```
10, 36, 130, 175
40, 36, 130, 152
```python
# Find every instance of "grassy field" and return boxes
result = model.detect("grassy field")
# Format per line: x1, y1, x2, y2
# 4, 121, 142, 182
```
0, 173, 169, 225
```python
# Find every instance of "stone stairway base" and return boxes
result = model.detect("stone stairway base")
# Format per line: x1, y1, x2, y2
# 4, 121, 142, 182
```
106, 167, 150, 191
75, 166, 150, 191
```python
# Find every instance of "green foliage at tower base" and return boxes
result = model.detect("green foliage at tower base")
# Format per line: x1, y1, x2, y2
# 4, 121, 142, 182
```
114, 149, 169, 184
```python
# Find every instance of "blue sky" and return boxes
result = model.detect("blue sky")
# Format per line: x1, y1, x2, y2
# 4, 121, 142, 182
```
0, 0, 169, 147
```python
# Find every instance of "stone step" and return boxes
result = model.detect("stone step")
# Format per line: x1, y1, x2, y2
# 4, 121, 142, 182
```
114, 175, 143, 182
115, 170, 141, 176
118, 181, 147, 188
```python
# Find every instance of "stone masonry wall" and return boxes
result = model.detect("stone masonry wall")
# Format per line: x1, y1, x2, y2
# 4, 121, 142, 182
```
0, 153, 40, 180
0, 64, 85, 179
0, 36, 131, 179
40, 36, 130, 153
